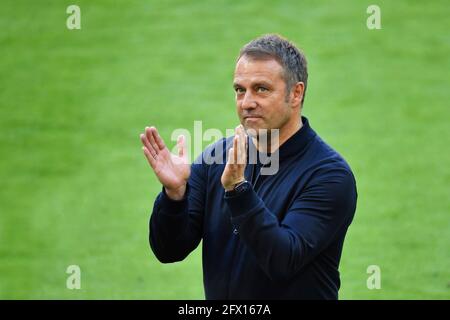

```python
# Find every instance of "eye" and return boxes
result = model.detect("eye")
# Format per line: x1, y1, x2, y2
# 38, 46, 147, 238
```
235, 87, 245, 94
257, 86, 268, 93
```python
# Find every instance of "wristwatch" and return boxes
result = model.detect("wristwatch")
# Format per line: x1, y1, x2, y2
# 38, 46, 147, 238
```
224, 180, 251, 197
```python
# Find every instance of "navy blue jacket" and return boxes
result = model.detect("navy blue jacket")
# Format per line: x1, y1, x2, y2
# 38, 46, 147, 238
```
149, 117, 357, 299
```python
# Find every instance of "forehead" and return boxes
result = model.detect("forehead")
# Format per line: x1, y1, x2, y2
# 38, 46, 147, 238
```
233, 56, 285, 84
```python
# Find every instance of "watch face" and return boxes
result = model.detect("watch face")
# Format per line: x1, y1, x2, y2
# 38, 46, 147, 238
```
225, 181, 249, 197
235, 181, 249, 193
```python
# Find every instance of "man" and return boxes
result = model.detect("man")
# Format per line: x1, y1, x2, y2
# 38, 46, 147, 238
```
140, 34, 357, 299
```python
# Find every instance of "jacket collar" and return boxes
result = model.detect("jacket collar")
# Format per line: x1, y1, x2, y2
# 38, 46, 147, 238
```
278, 116, 316, 159
247, 116, 316, 162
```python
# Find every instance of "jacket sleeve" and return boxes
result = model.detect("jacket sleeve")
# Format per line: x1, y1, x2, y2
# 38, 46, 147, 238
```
224, 167, 357, 281
149, 156, 207, 263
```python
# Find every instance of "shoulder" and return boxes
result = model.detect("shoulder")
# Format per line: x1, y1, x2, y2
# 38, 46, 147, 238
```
305, 135, 356, 187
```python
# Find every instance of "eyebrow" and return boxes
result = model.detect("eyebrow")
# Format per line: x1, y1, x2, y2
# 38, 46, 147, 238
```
233, 80, 273, 88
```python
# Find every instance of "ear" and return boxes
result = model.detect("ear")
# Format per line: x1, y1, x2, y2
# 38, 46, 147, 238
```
290, 82, 305, 108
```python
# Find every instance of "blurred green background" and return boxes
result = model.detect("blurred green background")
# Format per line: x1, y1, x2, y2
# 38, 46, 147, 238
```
0, 0, 449, 299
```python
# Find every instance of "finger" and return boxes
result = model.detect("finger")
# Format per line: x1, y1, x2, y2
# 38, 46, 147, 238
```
235, 126, 244, 165
145, 127, 160, 154
177, 135, 185, 158
236, 134, 242, 165
234, 136, 239, 164
140, 133, 157, 158
235, 126, 242, 163
243, 129, 247, 162
244, 129, 248, 155
227, 146, 235, 165
151, 127, 166, 150
142, 146, 156, 168
238, 126, 246, 164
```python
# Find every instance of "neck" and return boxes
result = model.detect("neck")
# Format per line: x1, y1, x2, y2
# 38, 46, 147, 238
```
252, 115, 302, 154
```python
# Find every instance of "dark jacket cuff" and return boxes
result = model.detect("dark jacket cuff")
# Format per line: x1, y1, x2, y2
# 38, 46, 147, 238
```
224, 185, 263, 219
159, 184, 190, 215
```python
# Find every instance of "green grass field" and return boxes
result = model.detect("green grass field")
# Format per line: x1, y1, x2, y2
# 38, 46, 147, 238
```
0, 0, 449, 299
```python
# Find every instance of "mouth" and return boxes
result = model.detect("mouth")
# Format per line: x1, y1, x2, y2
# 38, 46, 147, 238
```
244, 116, 263, 120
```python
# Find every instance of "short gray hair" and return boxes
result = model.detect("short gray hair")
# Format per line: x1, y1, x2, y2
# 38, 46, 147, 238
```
238, 34, 308, 104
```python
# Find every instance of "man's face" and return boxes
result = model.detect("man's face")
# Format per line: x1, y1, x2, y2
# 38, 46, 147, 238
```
233, 55, 294, 137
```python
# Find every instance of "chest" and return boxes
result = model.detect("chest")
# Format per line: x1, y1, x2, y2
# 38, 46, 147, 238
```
204, 161, 310, 233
